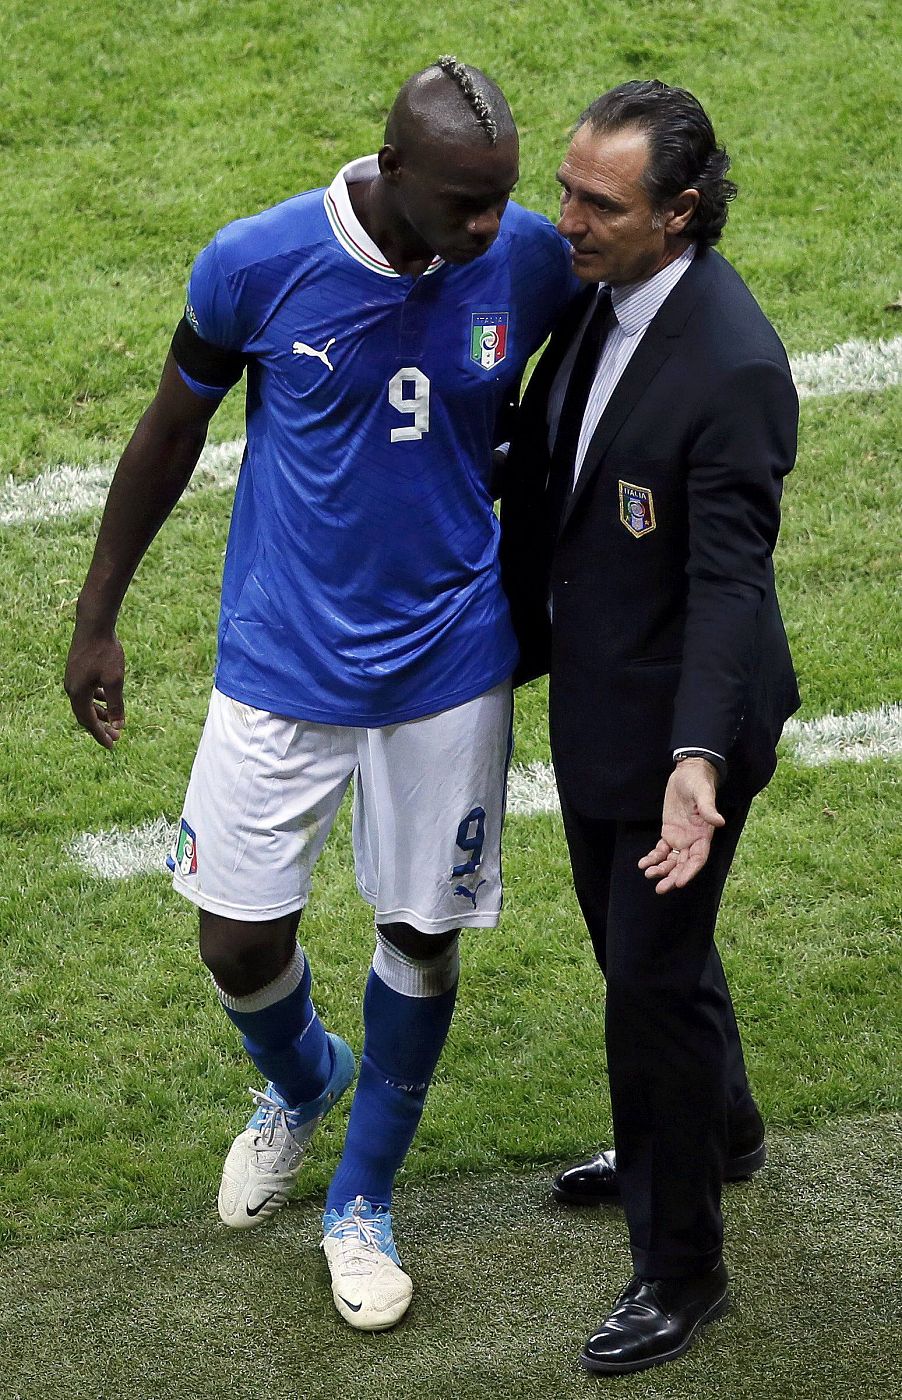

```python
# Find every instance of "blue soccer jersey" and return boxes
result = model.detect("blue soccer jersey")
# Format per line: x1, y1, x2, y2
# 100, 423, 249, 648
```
180, 156, 573, 725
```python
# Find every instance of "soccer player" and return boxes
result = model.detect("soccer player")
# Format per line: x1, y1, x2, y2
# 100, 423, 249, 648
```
65, 58, 573, 1330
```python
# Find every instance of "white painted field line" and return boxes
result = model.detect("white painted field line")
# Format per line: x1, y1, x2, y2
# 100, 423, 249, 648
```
67, 704, 902, 876
782, 702, 902, 765
507, 761, 561, 816
0, 436, 245, 527
791, 336, 902, 399
505, 705, 902, 815
68, 816, 176, 880
3, 336, 901, 528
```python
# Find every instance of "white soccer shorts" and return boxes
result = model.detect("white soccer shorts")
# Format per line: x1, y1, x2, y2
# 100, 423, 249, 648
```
169, 682, 512, 934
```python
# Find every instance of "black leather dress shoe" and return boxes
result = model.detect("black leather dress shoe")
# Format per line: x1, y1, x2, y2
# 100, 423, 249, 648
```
553, 1116, 766, 1205
580, 1261, 729, 1374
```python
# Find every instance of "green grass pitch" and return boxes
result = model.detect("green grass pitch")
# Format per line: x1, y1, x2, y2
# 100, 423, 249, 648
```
0, 1, 899, 1396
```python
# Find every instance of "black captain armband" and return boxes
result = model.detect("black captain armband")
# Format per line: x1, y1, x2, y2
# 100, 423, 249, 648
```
171, 315, 247, 394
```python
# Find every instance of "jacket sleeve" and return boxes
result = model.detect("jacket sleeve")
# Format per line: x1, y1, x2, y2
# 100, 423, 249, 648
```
670, 356, 798, 758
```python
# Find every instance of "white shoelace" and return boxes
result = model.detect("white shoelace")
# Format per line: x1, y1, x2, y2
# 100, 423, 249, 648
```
321, 1203, 392, 1275
248, 1088, 301, 1146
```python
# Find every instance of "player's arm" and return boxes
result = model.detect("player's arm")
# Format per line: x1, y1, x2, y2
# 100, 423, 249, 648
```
65, 344, 232, 748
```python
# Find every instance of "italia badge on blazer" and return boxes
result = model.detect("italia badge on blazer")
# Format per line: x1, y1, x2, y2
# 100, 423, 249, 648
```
470, 313, 508, 370
619, 480, 656, 537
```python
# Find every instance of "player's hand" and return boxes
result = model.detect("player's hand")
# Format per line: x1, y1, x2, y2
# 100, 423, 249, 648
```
638, 758, 725, 893
64, 624, 126, 749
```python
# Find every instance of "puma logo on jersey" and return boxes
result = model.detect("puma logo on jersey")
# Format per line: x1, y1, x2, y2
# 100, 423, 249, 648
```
292, 337, 336, 371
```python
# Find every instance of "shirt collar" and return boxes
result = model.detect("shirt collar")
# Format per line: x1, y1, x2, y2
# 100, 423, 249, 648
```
323, 155, 444, 279
607, 243, 696, 335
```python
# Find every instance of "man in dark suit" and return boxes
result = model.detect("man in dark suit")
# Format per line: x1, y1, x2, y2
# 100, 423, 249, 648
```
500, 81, 799, 1374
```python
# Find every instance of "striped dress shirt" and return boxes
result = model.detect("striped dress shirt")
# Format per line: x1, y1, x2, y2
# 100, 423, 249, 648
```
547, 242, 696, 485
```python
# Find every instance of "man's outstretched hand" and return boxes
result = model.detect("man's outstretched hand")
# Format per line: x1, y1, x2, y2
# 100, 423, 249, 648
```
638, 757, 725, 894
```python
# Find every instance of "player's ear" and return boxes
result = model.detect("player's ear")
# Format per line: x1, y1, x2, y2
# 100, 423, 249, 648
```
378, 144, 403, 186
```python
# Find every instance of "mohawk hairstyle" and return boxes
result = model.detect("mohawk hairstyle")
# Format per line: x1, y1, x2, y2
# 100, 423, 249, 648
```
437, 55, 499, 144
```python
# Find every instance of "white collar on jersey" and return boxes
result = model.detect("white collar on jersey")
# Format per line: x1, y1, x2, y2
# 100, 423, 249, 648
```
324, 155, 445, 280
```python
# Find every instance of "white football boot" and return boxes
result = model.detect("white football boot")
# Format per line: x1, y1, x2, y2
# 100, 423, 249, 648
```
218, 1032, 354, 1229
321, 1195, 413, 1330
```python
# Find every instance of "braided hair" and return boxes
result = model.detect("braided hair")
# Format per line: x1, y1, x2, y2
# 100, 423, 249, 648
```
436, 55, 499, 144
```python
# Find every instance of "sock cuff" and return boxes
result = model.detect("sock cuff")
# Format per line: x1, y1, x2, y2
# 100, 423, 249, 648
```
373, 931, 460, 998
213, 944, 307, 1013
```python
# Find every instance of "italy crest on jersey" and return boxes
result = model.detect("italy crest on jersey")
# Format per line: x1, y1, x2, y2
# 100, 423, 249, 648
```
470, 313, 509, 370
618, 480, 657, 537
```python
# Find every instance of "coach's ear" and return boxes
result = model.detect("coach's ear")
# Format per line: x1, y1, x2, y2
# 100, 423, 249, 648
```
662, 187, 699, 237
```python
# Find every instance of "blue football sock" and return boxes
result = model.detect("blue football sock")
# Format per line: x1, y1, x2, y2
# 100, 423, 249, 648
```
326, 942, 458, 1212
216, 945, 332, 1106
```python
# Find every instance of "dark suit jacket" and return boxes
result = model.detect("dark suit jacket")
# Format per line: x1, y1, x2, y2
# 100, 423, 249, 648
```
500, 246, 800, 820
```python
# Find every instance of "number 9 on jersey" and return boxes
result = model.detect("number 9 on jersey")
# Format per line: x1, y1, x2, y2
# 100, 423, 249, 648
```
388, 367, 431, 442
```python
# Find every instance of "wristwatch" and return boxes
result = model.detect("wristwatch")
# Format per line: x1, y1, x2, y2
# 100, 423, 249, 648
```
673, 747, 727, 778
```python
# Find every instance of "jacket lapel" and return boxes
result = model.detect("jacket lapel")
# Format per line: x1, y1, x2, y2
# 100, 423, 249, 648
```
517, 286, 596, 439
560, 251, 716, 531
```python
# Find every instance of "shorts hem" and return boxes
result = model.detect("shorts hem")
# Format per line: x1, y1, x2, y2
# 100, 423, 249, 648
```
357, 883, 501, 934
172, 877, 306, 923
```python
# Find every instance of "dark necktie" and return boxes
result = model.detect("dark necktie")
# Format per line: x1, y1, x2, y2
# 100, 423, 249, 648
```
548, 286, 614, 525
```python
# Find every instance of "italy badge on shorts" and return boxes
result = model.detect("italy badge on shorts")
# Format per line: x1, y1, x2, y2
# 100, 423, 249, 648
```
618, 480, 656, 537
470, 313, 508, 370
167, 818, 198, 877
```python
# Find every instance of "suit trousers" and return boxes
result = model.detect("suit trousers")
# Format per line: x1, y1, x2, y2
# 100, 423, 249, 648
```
558, 793, 756, 1278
